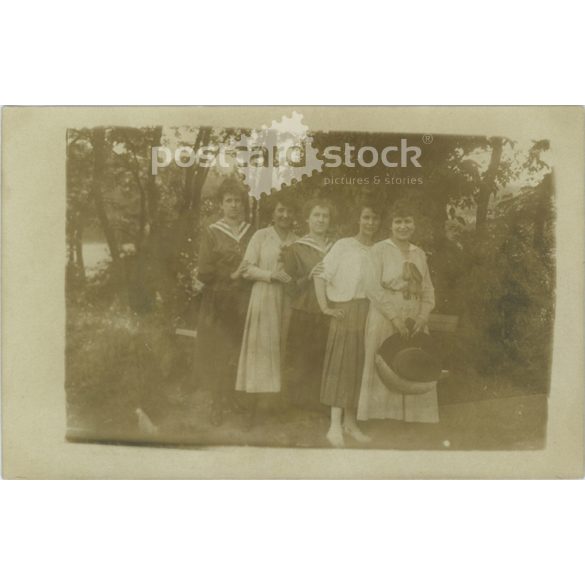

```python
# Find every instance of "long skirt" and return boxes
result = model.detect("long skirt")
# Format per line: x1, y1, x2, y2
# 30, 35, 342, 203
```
357, 294, 439, 423
236, 281, 290, 394
285, 309, 330, 411
320, 299, 369, 409
196, 285, 250, 404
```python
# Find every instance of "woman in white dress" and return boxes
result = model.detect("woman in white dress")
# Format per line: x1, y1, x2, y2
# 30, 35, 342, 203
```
236, 195, 297, 428
314, 201, 383, 447
358, 199, 439, 423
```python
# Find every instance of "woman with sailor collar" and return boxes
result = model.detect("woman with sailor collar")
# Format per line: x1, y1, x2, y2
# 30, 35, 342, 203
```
196, 179, 254, 426
282, 198, 336, 412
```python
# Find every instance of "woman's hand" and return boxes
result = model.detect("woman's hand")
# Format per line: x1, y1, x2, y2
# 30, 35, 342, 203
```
230, 260, 250, 280
323, 307, 345, 320
309, 262, 324, 279
411, 316, 427, 336
391, 317, 409, 338
270, 270, 292, 284
277, 243, 293, 263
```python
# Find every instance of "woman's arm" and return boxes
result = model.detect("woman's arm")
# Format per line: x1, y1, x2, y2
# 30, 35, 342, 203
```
197, 228, 219, 284
314, 241, 344, 319
241, 231, 273, 283
364, 248, 398, 321
417, 253, 435, 320
364, 247, 408, 336
282, 245, 304, 296
314, 277, 343, 320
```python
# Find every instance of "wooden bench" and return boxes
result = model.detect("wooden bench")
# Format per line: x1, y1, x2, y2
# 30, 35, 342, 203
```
428, 313, 459, 333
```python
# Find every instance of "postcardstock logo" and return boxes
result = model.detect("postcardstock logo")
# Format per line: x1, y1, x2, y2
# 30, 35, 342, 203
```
150, 112, 423, 197
226, 111, 322, 199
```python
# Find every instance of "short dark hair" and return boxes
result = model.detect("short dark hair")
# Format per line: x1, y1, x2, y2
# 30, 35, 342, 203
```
302, 197, 336, 222
388, 198, 417, 223
352, 195, 385, 222
215, 177, 247, 205
266, 192, 298, 216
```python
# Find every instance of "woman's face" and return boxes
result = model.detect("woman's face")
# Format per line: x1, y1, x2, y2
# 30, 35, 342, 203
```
307, 205, 330, 236
358, 207, 381, 238
273, 202, 293, 230
221, 192, 244, 220
391, 216, 415, 241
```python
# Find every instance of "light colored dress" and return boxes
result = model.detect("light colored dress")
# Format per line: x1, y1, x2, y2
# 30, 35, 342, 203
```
357, 239, 439, 422
236, 226, 297, 394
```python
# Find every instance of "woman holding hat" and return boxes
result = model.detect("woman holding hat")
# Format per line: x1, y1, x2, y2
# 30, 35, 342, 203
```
358, 199, 439, 423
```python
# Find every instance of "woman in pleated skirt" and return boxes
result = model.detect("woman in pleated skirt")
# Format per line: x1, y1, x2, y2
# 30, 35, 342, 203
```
314, 200, 383, 447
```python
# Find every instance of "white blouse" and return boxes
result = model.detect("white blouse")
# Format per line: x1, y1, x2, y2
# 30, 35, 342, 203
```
319, 237, 372, 302
365, 238, 435, 320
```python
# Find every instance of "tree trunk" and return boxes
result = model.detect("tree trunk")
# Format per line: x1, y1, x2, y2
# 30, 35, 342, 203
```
429, 182, 451, 243
476, 137, 504, 234
180, 126, 212, 215
74, 225, 85, 281
127, 155, 147, 252
147, 126, 163, 226
533, 172, 553, 256
67, 238, 75, 265
90, 127, 120, 264
175, 126, 213, 268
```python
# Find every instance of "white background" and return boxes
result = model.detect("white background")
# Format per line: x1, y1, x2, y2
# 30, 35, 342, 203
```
1, 2, 584, 585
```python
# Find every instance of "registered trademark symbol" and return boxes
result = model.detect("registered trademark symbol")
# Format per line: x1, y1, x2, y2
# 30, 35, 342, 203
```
422, 134, 433, 144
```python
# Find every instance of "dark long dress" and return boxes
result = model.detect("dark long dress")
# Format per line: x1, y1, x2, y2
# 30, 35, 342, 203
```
196, 219, 254, 409
282, 236, 332, 411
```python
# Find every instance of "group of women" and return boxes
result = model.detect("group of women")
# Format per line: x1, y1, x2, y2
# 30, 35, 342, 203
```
196, 179, 439, 447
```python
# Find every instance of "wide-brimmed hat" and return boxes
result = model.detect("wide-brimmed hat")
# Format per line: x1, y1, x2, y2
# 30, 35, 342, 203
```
375, 326, 441, 394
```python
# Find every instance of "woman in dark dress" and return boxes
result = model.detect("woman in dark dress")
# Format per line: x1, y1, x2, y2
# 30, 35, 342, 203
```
196, 179, 254, 426
282, 198, 335, 411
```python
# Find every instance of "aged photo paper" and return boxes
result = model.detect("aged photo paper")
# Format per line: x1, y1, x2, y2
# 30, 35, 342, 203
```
2, 106, 584, 478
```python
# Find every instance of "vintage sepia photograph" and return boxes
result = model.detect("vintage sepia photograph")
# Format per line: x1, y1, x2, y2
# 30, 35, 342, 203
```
64, 111, 556, 451
2, 8, 584, 585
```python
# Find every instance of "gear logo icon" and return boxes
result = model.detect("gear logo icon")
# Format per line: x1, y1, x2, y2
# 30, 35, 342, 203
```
227, 111, 323, 200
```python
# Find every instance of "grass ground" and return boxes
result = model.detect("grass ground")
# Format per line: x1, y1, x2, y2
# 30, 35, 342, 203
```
66, 306, 548, 451
67, 379, 547, 451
